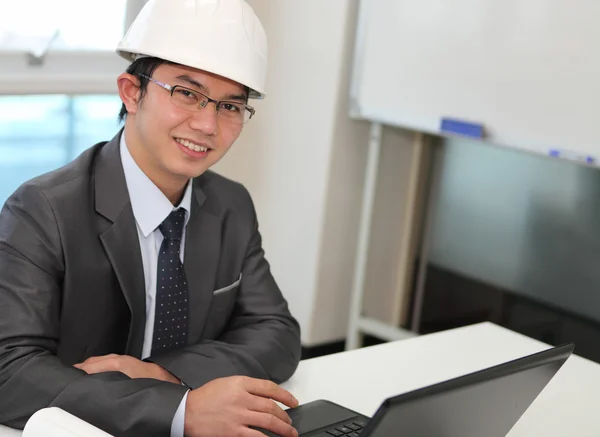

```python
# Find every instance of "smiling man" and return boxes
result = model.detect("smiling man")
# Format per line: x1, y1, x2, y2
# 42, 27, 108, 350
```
0, 1, 301, 437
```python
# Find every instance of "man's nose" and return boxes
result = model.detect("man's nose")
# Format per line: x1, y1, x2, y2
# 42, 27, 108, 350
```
188, 103, 218, 136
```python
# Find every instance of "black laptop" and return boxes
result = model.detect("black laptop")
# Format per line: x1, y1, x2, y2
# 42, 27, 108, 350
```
261, 342, 574, 437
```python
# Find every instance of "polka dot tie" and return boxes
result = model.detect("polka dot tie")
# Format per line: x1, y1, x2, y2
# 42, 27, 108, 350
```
151, 209, 189, 356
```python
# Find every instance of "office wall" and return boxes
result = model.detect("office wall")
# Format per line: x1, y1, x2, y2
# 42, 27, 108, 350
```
213, 0, 372, 345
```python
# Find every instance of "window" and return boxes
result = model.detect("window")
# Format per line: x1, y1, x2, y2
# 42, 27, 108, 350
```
0, 0, 136, 94
0, 0, 126, 52
0, 0, 146, 207
0, 95, 123, 207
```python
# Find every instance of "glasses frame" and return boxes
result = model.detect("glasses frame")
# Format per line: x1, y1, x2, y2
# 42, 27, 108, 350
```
139, 74, 255, 124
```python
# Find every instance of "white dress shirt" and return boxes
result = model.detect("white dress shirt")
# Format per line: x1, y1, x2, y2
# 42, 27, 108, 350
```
120, 134, 190, 437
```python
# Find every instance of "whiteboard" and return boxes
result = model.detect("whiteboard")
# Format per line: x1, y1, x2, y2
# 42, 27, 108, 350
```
349, 0, 600, 162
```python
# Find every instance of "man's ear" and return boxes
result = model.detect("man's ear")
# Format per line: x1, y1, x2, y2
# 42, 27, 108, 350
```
117, 73, 141, 115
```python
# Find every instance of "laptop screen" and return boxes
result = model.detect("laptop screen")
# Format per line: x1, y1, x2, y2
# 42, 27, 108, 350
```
365, 344, 573, 437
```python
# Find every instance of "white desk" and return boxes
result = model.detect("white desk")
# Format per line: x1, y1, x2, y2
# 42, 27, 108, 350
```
281, 322, 600, 436
2, 322, 599, 436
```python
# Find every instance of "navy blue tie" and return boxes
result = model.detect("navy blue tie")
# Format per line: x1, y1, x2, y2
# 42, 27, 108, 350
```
151, 209, 189, 355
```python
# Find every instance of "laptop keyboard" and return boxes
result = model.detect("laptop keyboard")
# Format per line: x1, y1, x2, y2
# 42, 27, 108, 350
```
325, 419, 366, 436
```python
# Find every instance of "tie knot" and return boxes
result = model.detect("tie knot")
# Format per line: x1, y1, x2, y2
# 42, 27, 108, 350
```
159, 209, 186, 241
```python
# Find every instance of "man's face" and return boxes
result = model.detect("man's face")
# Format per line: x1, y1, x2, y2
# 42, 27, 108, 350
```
124, 63, 248, 186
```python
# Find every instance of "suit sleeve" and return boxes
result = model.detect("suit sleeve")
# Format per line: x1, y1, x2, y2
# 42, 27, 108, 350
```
0, 184, 187, 436
149, 186, 302, 389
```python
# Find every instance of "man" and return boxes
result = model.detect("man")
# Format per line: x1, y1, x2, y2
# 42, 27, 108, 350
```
0, 1, 301, 436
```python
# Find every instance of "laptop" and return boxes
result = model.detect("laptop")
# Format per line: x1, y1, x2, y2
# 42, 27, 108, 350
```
260, 342, 574, 437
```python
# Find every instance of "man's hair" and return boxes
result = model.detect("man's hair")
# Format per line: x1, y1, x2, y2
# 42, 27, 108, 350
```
118, 56, 171, 123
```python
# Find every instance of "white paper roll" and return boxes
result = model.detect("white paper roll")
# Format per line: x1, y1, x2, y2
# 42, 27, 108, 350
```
23, 408, 113, 437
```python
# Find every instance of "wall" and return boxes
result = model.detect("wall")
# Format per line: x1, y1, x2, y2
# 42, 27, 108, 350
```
213, 0, 371, 345
360, 128, 430, 327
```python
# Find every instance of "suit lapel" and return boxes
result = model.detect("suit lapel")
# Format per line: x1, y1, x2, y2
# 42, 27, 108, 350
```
95, 132, 146, 358
184, 177, 222, 342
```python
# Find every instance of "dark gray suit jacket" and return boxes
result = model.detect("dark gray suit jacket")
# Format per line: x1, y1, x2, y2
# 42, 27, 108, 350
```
0, 132, 301, 436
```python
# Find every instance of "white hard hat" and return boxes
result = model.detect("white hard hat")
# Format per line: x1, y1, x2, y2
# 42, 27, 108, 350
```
116, 0, 268, 99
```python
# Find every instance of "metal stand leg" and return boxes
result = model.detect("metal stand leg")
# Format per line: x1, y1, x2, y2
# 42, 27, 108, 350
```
345, 122, 383, 350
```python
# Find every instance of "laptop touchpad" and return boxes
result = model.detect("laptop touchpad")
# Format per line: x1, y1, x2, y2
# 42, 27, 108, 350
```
287, 400, 358, 435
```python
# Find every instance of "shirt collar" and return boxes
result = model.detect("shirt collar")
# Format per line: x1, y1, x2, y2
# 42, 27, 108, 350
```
120, 132, 192, 238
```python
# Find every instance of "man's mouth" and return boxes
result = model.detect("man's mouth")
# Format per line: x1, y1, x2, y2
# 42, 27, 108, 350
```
175, 138, 210, 153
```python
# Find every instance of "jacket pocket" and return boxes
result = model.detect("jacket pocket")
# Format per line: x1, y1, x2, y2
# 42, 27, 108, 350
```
212, 273, 242, 295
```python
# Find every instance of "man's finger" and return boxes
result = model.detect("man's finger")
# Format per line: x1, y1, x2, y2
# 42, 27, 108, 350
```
75, 359, 120, 375
86, 354, 119, 364
239, 429, 275, 437
247, 395, 292, 425
76, 354, 119, 366
245, 379, 299, 409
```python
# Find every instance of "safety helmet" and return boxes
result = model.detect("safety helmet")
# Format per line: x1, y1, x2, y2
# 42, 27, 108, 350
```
116, 0, 268, 99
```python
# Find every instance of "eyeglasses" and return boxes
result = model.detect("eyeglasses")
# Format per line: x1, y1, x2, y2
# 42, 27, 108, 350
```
139, 74, 255, 125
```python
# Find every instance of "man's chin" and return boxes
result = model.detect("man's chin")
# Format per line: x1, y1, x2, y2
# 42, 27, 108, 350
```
171, 164, 211, 181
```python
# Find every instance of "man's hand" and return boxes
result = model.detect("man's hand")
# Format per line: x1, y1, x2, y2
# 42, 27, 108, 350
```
184, 375, 299, 437
74, 354, 180, 384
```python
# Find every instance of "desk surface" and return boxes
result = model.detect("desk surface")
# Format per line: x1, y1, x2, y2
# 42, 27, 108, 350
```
2, 322, 598, 436
281, 322, 600, 436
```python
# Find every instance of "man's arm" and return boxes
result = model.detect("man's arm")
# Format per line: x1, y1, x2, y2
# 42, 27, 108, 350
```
0, 184, 187, 435
149, 188, 302, 389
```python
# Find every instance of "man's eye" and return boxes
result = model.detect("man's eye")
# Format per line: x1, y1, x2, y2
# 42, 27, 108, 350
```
220, 103, 241, 112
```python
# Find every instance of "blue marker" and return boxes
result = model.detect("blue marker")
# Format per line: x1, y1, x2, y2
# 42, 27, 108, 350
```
440, 118, 485, 139
548, 149, 595, 165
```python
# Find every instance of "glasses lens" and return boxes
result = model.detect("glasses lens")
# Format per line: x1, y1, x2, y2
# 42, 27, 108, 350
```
171, 87, 204, 110
217, 102, 249, 123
